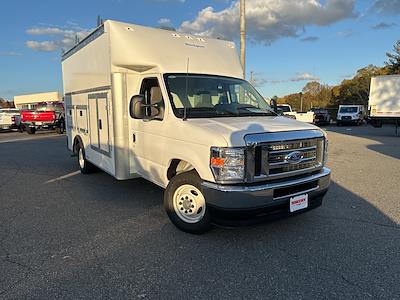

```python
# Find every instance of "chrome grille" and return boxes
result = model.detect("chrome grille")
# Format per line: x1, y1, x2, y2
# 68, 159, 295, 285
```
244, 130, 326, 182
264, 138, 324, 179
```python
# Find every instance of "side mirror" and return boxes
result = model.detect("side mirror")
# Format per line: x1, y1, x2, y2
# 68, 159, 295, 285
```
270, 99, 278, 113
129, 95, 144, 119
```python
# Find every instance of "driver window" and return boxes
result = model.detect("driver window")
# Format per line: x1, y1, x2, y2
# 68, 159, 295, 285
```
140, 78, 165, 120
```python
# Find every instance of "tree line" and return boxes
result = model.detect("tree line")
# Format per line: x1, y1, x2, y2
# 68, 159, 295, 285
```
0, 98, 15, 109
276, 40, 400, 112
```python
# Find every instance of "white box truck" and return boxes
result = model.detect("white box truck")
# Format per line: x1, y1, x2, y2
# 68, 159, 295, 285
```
369, 75, 400, 129
62, 20, 330, 233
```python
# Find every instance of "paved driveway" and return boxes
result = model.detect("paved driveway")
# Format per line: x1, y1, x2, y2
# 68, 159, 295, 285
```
0, 126, 399, 299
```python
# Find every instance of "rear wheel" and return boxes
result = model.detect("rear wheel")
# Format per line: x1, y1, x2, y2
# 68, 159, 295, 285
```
164, 170, 212, 234
26, 127, 36, 134
76, 143, 95, 174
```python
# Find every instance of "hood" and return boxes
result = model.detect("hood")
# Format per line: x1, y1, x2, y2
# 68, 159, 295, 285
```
186, 116, 319, 146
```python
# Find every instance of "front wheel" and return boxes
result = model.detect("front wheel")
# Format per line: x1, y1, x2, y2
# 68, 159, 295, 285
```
164, 170, 212, 234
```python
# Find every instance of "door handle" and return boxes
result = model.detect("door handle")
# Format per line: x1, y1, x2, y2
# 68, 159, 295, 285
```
98, 119, 102, 130
132, 133, 136, 143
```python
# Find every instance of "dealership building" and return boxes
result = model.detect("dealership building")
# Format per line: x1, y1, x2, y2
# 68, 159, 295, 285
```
13, 91, 62, 109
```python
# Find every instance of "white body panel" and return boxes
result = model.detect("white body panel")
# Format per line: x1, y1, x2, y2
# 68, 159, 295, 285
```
62, 20, 322, 188
369, 75, 400, 118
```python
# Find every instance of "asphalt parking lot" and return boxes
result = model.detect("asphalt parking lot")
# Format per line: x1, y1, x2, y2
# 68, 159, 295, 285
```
0, 125, 399, 299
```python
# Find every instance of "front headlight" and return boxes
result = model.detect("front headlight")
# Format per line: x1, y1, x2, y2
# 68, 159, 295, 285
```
210, 147, 245, 183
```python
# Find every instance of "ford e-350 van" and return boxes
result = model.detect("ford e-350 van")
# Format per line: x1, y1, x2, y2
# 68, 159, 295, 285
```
62, 20, 330, 233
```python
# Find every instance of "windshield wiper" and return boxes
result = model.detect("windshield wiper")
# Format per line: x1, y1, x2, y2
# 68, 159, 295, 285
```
234, 106, 275, 116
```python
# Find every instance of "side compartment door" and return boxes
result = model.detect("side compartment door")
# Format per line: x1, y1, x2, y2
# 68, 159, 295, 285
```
88, 93, 110, 155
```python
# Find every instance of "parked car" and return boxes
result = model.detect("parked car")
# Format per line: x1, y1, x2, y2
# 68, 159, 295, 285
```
21, 102, 65, 134
0, 108, 21, 130
276, 104, 296, 120
63, 20, 331, 233
311, 108, 331, 125
336, 105, 365, 126
277, 104, 315, 123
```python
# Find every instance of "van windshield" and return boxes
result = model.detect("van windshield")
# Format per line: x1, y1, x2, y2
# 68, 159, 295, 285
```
164, 74, 275, 118
339, 107, 358, 113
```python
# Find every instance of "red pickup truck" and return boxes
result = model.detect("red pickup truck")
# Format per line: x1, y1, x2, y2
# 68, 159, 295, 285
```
21, 102, 65, 134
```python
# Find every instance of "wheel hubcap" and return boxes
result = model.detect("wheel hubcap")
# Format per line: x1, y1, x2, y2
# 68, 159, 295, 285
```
173, 184, 206, 223
78, 148, 85, 169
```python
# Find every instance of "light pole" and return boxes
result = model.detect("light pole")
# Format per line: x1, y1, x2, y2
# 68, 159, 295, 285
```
240, 0, 246, 79
300, 92, 303, 112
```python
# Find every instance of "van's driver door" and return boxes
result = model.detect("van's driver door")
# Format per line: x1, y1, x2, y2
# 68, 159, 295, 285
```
129, 75, 167, 186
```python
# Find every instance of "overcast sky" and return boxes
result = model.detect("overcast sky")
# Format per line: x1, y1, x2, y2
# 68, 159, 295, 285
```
0, 0, 399, 100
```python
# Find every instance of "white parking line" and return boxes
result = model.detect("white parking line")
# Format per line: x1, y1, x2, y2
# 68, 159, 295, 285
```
45, 170, 81, 184
0, 134, 63, 144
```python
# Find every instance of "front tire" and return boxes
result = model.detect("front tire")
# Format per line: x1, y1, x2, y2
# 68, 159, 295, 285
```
164, 170, 212, 234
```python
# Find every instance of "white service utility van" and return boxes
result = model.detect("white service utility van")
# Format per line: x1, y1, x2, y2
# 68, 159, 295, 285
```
369, 75, 400, 128
62, 20, 331, 233
336, 105, 366, 126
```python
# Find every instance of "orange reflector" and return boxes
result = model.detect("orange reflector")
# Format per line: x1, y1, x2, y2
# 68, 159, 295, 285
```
210, 157, 225, 167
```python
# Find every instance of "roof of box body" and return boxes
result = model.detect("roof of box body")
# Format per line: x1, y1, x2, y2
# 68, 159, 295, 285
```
62, 20, 243, 79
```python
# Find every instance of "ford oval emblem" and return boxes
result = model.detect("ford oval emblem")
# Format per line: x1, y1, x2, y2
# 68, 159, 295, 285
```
285, 151, 304, 164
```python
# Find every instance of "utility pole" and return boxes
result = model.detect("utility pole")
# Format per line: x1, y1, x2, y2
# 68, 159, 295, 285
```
299, 92, 303, 112
240, 0, 246, 79
250, 71, 254, 85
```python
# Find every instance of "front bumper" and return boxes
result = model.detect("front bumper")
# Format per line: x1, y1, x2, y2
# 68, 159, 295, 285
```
202, 167, 331, 210
339, 117, 359, 122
